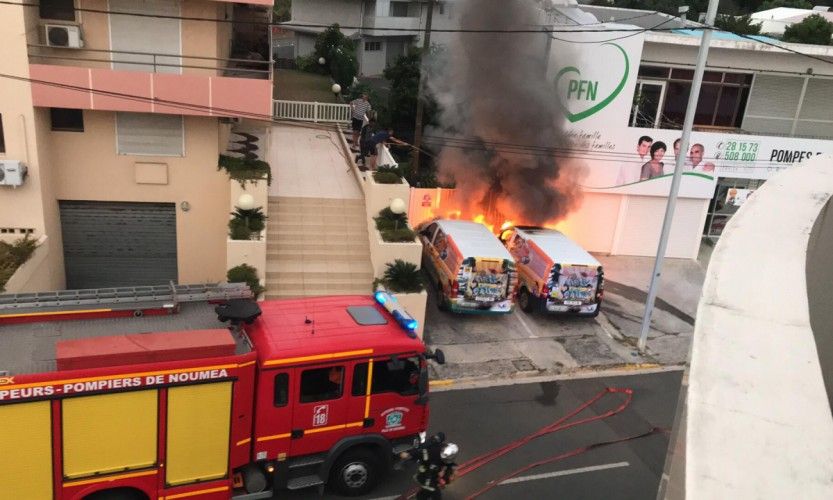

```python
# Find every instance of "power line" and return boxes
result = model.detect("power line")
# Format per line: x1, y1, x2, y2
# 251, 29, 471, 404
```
0, 0, 706, 33
0, 70, 797, 170
4, 0, 833, 65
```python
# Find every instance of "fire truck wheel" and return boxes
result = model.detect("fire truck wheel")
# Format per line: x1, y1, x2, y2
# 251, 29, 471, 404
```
330, 448, 382, 496
518, 287, 534, 313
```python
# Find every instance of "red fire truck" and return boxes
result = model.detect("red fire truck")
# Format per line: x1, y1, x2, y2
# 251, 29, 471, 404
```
0, 289, 443, 500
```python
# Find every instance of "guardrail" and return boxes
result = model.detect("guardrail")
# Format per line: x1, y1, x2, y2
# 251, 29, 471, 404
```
273, 100, 351, 124
27, 44, 272, 79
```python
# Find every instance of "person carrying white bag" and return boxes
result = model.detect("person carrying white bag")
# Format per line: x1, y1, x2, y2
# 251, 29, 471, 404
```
367, 127, 408, 171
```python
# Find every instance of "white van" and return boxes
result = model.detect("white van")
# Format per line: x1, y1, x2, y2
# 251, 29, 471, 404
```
501, 226, 603, 317
418, 219, 518, 314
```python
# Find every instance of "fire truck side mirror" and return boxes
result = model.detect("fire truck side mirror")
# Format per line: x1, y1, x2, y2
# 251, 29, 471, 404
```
426, 348, 445, 365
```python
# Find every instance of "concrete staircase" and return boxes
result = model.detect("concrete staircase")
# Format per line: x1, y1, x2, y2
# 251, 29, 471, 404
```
265, 197, 374, 298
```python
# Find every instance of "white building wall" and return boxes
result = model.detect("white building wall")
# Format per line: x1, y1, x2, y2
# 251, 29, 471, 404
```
359, 39, 388, 76
291, 0, 365, 25
295, 33, 317, 58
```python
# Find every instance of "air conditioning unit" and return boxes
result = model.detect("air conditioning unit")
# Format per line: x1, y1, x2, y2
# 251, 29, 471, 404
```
0, 161, 28, 187
43, 24, 84, 49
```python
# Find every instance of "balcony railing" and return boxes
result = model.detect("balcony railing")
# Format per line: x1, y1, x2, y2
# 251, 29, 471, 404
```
273, 100, 351, 124
27, 44, 272, 80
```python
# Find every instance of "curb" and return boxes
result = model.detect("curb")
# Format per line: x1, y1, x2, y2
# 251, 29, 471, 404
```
429, 363, 683, 391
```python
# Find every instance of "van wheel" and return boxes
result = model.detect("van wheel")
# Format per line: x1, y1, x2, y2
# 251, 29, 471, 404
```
518, 287, 534, 313
436, 282, 448, 311
330, 448, 382, 496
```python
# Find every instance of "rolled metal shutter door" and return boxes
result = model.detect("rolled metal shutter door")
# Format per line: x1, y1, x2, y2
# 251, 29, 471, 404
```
59, 201, 178, 289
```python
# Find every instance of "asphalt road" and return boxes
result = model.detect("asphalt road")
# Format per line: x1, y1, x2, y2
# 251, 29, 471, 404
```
283, 370, 683, 499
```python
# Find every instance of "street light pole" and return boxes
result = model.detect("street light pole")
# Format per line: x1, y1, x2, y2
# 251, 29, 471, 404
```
412, 0, 435, 175
637, 0, 720, 353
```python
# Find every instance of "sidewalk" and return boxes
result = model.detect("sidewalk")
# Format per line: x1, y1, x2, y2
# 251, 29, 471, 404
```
427, 243, 710, 382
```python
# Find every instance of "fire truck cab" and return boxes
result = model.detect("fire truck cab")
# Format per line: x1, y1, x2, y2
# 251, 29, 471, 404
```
0, 291, 441, 500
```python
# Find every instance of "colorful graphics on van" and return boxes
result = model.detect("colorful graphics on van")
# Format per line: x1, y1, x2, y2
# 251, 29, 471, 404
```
551, 266, 599, 306
452, 257, 515, 314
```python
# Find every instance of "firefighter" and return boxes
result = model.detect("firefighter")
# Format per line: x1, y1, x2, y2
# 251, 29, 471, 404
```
399, 433, 458, 499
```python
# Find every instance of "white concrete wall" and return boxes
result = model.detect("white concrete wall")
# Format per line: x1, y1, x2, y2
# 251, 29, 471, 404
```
291, 0, 365, 25
643, 35, 833, 77
679, 154, 833, 498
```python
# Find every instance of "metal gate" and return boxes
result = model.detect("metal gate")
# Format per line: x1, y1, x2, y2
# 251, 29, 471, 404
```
59, 201, 178, 289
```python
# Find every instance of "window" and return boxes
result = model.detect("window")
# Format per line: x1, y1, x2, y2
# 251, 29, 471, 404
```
300, 366, 344, 403
39, 0, 75, 21
274, 373, 289, 407
632, 66, 753, 130
0, 114, 5, 153
352, 357, 420, 397
390, 1, 410, 17
365, 41, 382, 52
50, 108, 84, 132
116, 113, 184, 156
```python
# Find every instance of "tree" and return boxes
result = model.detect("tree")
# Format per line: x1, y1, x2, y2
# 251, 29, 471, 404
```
382, 48, 437, 140
783, 13, 833, 45
715, 14, 763, 35
313, 24, 359, 90
273, 0, 291, 22
760, 0, 812, 10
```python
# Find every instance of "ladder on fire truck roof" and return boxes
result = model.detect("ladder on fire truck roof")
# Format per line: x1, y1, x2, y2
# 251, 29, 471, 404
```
0, 282, 253, 317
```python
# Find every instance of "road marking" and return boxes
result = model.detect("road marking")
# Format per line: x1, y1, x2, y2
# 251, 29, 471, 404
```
514, 311, 538, 338
499, 461, 630, 485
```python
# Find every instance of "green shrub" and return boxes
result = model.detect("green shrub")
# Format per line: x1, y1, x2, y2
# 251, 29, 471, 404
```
377, 165, 403, 178
296, 54, 326, 74
229, 206, 266, 239
228, 218, 253, 240
218, 155, 272, 186
227, 264, 265, 298
0, 236, 38, 292
382, 259, 424, 293
380, 227, 417, 243
374, 207, 408, 232
373, 171, 402, 184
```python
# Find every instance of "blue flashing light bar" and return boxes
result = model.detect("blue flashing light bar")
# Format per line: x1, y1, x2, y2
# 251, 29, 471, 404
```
374, 290, 419, 337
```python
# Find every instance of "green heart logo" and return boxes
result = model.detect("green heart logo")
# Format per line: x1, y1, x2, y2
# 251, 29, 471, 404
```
555, 43, 629, 123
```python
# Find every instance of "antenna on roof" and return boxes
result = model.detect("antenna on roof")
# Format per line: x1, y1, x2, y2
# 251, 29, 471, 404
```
305, 316, 312, 324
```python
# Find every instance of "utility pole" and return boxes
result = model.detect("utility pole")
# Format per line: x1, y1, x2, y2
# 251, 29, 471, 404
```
637, 0, 720, 353
412, 0, 434, 175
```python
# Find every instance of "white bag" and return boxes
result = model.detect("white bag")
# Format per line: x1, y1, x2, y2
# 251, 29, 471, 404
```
376, 144, 398, 169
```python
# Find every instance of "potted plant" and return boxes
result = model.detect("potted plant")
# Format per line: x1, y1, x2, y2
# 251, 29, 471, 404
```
380, 259, 425, 293
229, 206, 267, 240
372, 165, 404, 184
227, 263, 265, 298
218, 154, 272, 187
374, 207, 416, 242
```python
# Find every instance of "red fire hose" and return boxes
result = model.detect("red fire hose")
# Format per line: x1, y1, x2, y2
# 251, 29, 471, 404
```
399, 386, 656, 499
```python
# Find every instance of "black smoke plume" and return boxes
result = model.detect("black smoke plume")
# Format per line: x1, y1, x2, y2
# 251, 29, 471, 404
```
425, 0, 585, 225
